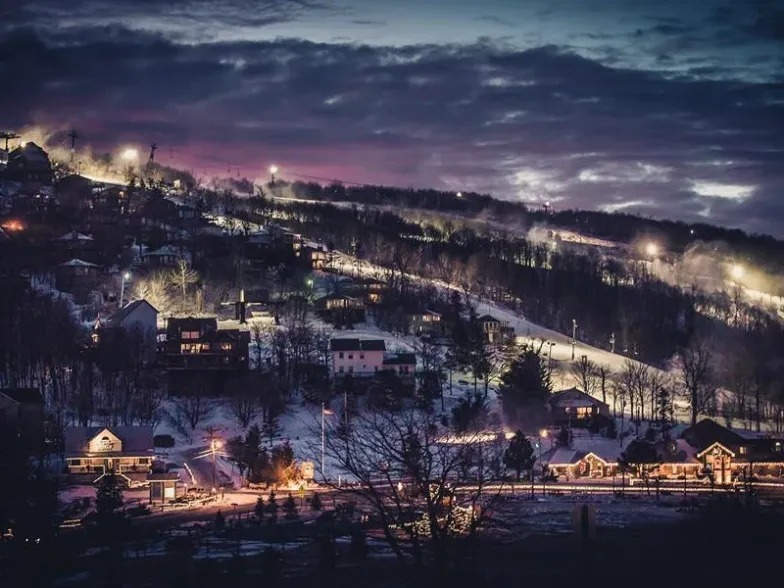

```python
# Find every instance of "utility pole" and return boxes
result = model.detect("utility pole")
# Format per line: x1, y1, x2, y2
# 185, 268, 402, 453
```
146, 142, 158, 179
571, 319, 578, 360
68, 130, 79, 163
204, 426, 221, 493
610, 332, 616, 354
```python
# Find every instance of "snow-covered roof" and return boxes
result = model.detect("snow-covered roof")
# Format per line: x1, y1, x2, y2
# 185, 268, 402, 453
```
57, 231, 94, 241
144, 245, 180, 257
60, 258, 97, 267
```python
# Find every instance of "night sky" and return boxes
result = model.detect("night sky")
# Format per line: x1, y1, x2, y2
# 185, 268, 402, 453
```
2, 0, 783, 235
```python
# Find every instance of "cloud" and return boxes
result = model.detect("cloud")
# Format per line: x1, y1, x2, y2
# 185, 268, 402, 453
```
1, 21, 783, 236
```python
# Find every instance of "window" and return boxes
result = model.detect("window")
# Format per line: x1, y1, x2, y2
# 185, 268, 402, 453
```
339, 352, 344, 359
339, 366, 344, 373
71, 459, 81, 466
220, 342, 233, 351
359, 353, 364, 359
138, 458, 149, 465
348, 353, 353, 359
739, 446, 747, 455
348, 366, 353, 373
181, 330, 200, 340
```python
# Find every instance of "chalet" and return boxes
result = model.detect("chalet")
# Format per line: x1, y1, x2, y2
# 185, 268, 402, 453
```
64, 425, 154, 482
301, 241, 329, 270
0, 388, 45, 448
330, 338, 386, 378
140, 245, 181, 268
549, 387, 610, 425
159, 317, 249, 371
409, 310, 442, 336
55, 258, 101, 302
4, 142, 53, 184
55, 174, 93, 210
344, 277, 386, 304
52, 231, 99, 263
94, 299, 159, 363
476, 314, 514, 343
315, 294, 366, 325
680, 418, 784, 484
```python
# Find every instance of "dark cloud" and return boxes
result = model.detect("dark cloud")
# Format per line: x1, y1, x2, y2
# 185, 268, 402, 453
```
1, 13, 783, 236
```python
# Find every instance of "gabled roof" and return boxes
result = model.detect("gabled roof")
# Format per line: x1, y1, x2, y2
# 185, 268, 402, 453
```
63, 425, 154, 454
384, 352, 416, 365
108, 299, 157, 326
0, 388, 44, 405
144, 245, 181, 257
60, 258, 97, 267
476, 314, 500, 323
680, 418, 748, 452
549, 387, 607, 409
57, 231, 93, 241
696, 441, 736, 459
330, 338, 386, 352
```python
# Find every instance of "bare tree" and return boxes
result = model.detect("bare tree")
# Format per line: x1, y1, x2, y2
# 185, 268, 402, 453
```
570, 355, 599, 397
169, 259, 199, 313
319, 408, 503, 574
132, 272, 174, 315
674, 338, 715, 426
230, 393, 258, 429
169, 396, 211, 441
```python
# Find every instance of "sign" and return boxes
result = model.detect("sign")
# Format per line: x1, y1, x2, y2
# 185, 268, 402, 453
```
98, 436, 115, 452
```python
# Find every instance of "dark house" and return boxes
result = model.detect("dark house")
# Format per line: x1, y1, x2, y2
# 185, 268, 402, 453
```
55, 258, 101, 303
52, 231, 100, 264
383, 352, 417, 380
344, 277, 386, 304
55, 174, 93, 210
315, 294, 366, 326
4, 142, 53, 184
159, 317, 249, 371
0, 388, 45, 448
476, 314, 515, 343
94, 299, 159, 365
548, 387, 610, 426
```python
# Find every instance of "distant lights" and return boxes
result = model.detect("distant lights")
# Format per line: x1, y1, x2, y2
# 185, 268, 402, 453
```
730, 263, 744, 281
269, 164, 279, 176
645, 241, 659, 258
121, 148, 139, 161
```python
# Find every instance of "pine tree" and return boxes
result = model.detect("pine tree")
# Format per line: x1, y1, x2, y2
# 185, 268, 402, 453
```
498, 346, 552, 427
283, 493, 299, 520
95, 472, 124, 523
266, 491, 279, 522
254, 496, 265, 520
214, 509, 225, 530
310, 492, 323, 511
503, 430, 536, 481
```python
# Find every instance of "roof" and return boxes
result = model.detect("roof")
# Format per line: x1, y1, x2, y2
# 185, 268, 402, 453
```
384, 352, 416, 365
330, 338, 386, 352
680, 418, 748, 452
657, 439, 700, 464
476, 314, 501, 323
60, 258, 97, 267
538, 433, 632, 465
144, 245, 181, 257
63, 426, 154, 455
549, 387, 607, 409
57, 231, 93, 241
108, 299, 157, 326
0, 388, 44, 405
148, 472, 180, 482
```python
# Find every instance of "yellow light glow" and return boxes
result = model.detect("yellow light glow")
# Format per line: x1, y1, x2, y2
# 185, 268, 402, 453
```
540, 429, 549, 438
456, 192, 463, 198
121, 148, 139, 161
645, 242, 659, 257
269, 164, 279, 175
731, 264, 744, 280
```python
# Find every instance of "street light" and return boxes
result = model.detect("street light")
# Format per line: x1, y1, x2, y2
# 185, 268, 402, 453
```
121, 148, 139, 162
269, 164, 279, 184
731, 263, 744, 281
321, 403, 334, 481
645, 241, 659, 258
119, 271, 131, 308
456, 191, 463, 198
571, 319, 577, 360
539, 429, 549, 495
546, 341, 556, 374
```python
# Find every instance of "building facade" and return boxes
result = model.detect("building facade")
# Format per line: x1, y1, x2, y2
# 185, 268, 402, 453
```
64, 426, 154, 481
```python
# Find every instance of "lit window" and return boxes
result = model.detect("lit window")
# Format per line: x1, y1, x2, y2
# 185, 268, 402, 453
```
220, 342, 232, 351
739, 446, 747, 455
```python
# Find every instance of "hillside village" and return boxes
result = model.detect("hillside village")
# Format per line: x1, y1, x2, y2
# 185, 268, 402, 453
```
3, 139, 784, 580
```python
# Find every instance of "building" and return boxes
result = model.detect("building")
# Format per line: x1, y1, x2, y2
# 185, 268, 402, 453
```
4, 142, 53, 184
148, 472, 182, 504
63, 426, 155, 482
383, 352, 417, 380
55, 258, 101, 303
315, 294, 366, 325
344, 277, 386, 304
409, 310, 442, 336
159, 317, 250, 371
476, 314, 515, 343
301, 241, 329, 270
94, 299, 158, 363
0, 388, 45, 448
139, 245, 182, 268
549, 387, 610, 425
330, 338, 386, 377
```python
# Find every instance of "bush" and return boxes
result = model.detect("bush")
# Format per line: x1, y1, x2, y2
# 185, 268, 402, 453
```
154, 434, 175, 448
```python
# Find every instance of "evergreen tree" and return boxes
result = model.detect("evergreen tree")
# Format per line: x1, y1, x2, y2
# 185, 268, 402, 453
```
95, 472, 124, 523
283, 493, 299, 520
214, 509, 225, 530
310, 492, 323, 511
503, 430, 536, 481
261, 416, 282, 447
266, 491, 279, 522
254, 496, 265, 520
451, 392, 488, 433
498, 346, 552, 428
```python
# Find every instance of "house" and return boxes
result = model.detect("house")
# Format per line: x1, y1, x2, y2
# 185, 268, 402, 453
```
549, 387, 610, 425
94, 299, 159, 363
140, 245, 182, 268
344, 277, 386, 304
315, 294, 366, 325
55, 258, 101, 303
55, 174, 93, 210
330, 338, 386, 378
4, 142, 53, 184
409, 310, 442, 336
52, 231, 100, 263
476, 314, 514, 343
0, 388, 45, 448
383, 352, 417, 379
63, 425, 155, 482
680, 418, 784, 484
159, 317, 250, 371
301, 241, 329, 270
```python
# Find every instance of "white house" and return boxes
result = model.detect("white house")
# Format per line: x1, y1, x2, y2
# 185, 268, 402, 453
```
330, 338, 386, 377
95, 299, 158, 362
64, 425, 154, 481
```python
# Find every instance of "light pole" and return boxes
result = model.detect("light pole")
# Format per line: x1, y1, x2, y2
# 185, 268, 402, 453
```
119, 271, 131, 307
609, 332, 615, 354
321, 403, 333, 481
269, 164, 279, 184
547, 341, 556, 375
571, 319, 577, 360
538, 428, 548, 496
